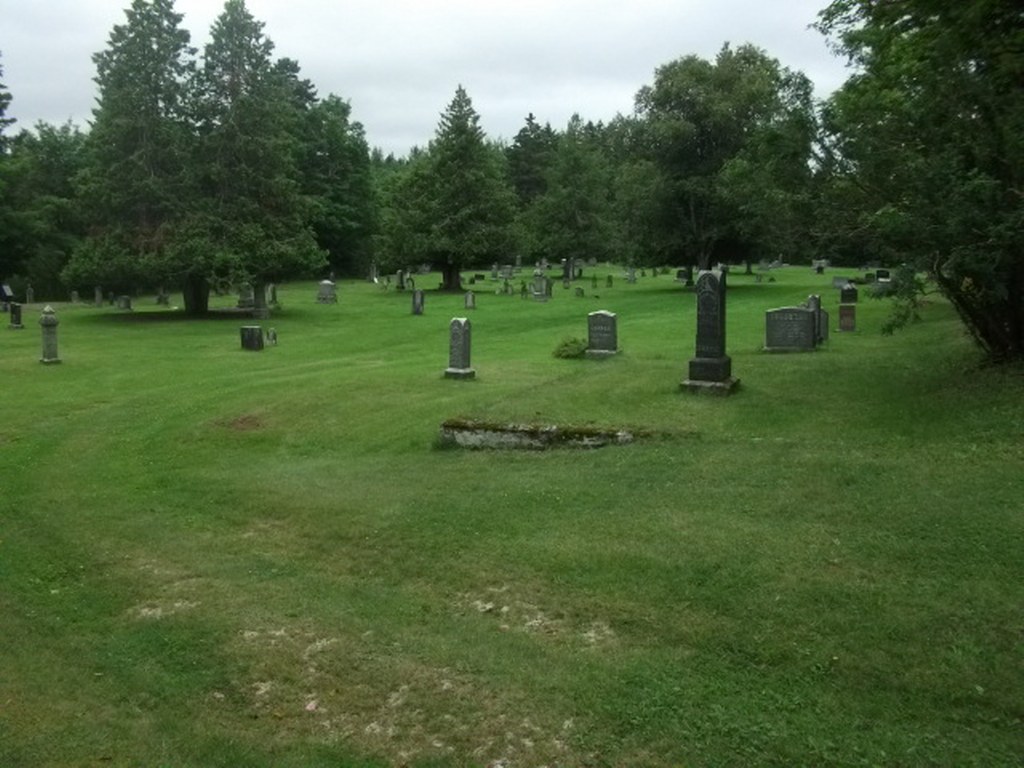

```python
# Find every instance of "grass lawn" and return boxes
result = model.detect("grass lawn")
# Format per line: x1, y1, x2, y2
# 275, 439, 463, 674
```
2, 266, 1022, 767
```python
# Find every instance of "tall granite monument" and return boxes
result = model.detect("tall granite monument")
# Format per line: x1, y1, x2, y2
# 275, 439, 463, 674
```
682, 269, 738, 394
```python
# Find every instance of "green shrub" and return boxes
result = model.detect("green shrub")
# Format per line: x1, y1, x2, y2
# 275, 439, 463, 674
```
553, 336, 587, 358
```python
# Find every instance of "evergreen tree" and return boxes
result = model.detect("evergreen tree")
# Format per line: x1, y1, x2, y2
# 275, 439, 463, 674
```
176, 0, 324, 311
63, 0, 195, 295
528, 115, 612, 266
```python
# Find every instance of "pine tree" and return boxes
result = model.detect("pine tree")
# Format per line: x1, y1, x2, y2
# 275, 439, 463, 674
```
63, 0, 195, 295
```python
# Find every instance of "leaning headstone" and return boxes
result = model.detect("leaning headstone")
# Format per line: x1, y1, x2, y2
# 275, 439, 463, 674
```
412, 289, 425, 315
839, 304, 856, 332
586, 310, 618, 358
240, 325, 264, 351
764, 308, 817, 352
464, 290, 476, 310
94, 286, 103, 308
444, 317, 475, 379
39, 306, 60, 364
116, 295, 133, 311
9, 302, 24, 329
70, 290, 80, 304
840, 284, 859, 304
682, 269, 738, 394
25, 284, 34, 304
316, 279, 338, 304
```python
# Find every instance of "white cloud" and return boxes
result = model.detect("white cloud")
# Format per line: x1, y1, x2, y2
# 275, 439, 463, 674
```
1, 0, 849, 155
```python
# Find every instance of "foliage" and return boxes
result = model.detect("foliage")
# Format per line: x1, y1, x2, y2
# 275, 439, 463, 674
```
816, 0, 1024, 361
376, 86, 516, 289
525, 115, 613, 266
552, 336, 588, 359
2, 124, 88, 297
65, 0, 195, 295
635, 44, 818, 269
180, 0, 325, 305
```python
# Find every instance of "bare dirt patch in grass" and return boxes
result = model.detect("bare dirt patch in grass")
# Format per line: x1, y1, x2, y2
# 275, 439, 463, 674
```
213, 414, 265, 431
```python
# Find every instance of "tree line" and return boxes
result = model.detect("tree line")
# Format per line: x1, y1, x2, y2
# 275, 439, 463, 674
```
1, 0, 1020, 360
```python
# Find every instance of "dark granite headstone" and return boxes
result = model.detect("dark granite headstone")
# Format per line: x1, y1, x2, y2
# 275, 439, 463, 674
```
840, 284, 859, 304
9, 302, 24, 329
240, 325, 264, 351
764, 308, 816, 352
683, 270, 737, 393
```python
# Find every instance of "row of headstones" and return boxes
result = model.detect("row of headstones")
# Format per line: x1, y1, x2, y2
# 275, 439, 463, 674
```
444, 309, 619, 378
764, 286, 860, 352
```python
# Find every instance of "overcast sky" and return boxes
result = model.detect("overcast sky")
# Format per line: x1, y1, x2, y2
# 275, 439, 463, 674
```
1, 0, 851, 156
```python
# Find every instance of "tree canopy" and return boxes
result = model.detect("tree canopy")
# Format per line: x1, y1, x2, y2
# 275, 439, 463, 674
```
817, 0, 1024, 361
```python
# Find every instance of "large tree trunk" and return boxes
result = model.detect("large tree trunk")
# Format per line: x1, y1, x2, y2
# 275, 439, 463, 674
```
440, 263, 462, 292
182, 274, 210, 316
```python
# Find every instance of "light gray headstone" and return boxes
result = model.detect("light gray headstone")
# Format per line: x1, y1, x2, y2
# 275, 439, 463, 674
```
464, 291, 476, 309
412, 289, 425, 315
444, 317, 475, 379
39, 305, 60, 363
316, 280, 338, 304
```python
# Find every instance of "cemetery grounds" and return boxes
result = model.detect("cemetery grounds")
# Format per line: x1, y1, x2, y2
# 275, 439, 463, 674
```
1, 267, 1022, 766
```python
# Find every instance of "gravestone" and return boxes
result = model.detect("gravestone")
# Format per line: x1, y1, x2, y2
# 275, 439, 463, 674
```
412, 289, 425, 315
236, 283, 255, 309
605, 274, 613, 288
25, 284, 34, 304
94, 286, 103, 307
71, 290, 80, 304
586, 310, 618, 358
806, 294, 823, 343
444, 317, 475, 379
684, 265, 695, 287
531, 270, 548, 302
832, 276, 852, 289
545, 277, 554, 298
627, 267, 637, 284
676, 269, 687, 282
266, 328, 278, 345
396, 269, 407, 290
491, 263, 499, 280
840, 284, 859, 303
39, 306, 61, 364
251, 284, 270, 319
240, 325, 264, 351
682, 270, 738, 394
515, 254, 522, 269
316, 280, 338, 304
9, 302, 24, 329
107, 291, 115, 305
875, 268, 891, 282
464, 290, 476, 310
764, 308, 816, 352
839, 304, 856, 332
116, 295, 133, 311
